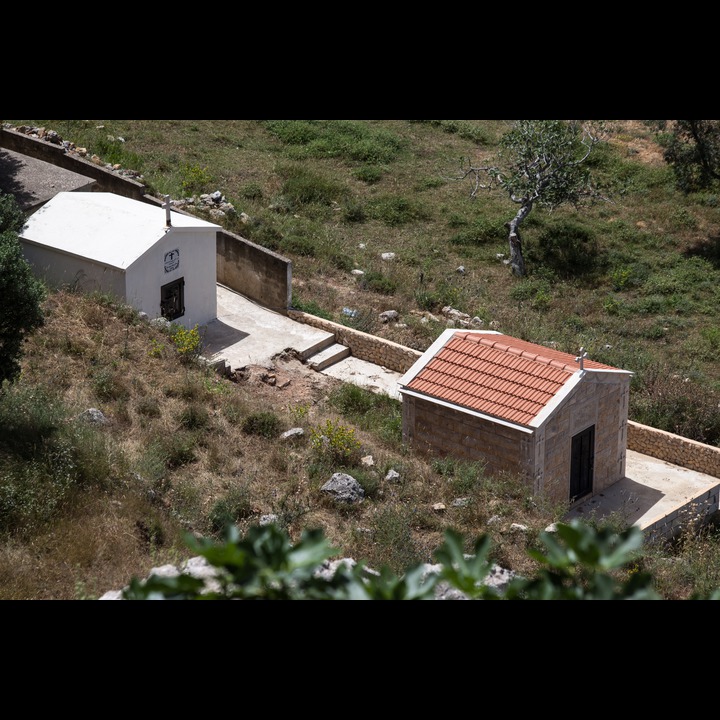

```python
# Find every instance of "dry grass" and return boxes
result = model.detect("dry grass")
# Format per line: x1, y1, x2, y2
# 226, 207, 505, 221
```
0, 289, 564, 598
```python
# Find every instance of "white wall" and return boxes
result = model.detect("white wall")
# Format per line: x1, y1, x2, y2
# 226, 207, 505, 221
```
19, 241, 126, 298
126, 227, 217, 329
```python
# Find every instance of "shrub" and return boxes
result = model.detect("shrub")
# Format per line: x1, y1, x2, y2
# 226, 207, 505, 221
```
291, 294, 332, 320
360, 270, 397, 295
354, 166, 383, 184
279, 166, 347, 207
137, 396, 161, 418
178, 403, 210, 431
171, 324, 202, 363
242, 412, 280, 439
239, 182, 263, 200
365, 195, 430, 226
309, 419, 361, 465
179, 164, 213, 196
92, 366, 130, 401
208, 485, 253, 535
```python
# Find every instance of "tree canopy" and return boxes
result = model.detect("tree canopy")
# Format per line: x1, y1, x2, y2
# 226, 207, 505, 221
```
460, 120, 606, 276
658, 120, 720, 193
0, 193, 45, 386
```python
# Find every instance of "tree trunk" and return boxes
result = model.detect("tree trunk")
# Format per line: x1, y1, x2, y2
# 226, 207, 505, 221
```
506, 201, 532, 277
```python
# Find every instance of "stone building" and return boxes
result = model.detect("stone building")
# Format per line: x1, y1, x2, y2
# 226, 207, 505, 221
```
398, 330, 633, 506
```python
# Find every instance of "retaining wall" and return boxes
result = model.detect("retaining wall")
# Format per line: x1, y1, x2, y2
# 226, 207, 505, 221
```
627, 421, 720, 479
287, 309, 423, 374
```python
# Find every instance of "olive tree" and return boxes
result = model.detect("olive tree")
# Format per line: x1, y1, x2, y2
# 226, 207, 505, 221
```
460, 119, 606, 276
658, 120, 720, 193
0, 193, 45, 386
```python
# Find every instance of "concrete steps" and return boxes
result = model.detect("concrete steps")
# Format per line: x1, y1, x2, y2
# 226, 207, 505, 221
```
306, 342, 351, 371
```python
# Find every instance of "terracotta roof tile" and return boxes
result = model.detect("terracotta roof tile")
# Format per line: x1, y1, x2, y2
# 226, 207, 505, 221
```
404, 331, 624, 426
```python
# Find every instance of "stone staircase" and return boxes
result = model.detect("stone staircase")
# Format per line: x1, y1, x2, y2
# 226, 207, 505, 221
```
301, 336, 351, 372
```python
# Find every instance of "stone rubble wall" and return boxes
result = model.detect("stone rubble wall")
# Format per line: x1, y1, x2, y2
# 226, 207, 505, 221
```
627, 420, 720, 479
287, 309, 423, 374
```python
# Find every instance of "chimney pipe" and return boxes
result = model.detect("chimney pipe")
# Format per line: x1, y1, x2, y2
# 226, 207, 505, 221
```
164, 195, 172, 227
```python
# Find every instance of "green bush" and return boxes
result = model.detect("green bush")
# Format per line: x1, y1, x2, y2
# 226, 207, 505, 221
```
208, 485, 253, 534
291, 294, 332, 320
310, 419, 361, 465
179, 164, 213, 196
342, 199, 366, 223
354, 166, 383, 184
263, 120, 403, 164
279, 166, 347, 207
365, 195, 430, 226
92, 366, 131, 402
178, 403, 210, 431
122, 519, 675, 600
449, 217, 506, 246
239, 182, 263, 200
527, 219, 603, 278
360, 270, 397, 295
242, 412, 281, 439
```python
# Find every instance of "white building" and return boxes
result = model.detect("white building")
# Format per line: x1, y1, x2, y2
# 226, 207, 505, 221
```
19, 192, 221, 329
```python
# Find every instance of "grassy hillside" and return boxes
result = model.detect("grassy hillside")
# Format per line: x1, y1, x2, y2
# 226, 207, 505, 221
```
7, 119, 720, 441
2, 119, 720, 599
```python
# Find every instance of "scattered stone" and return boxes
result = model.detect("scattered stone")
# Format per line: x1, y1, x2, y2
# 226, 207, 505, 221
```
510, 523, 529, 533
496, 253, 505, 260
351, 269, 365, 276
314, 558, 357, 581
451, 497, 470, 507
456, 266, 465, 274
379, 310, 399, 323
259, 514, 279, 526
381, 252, 395, 261
487, 515, 502, 526
79, 408, 110, 425
385, 469, 401, 483
360, 455, 375, 467
321, 473, 365, 503
280, 427, 304, 441
432, 503, 446, 513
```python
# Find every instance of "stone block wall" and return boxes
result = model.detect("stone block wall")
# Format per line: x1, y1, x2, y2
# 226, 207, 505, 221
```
627, 421, 720, 479
288, 310, 423, 374
643, 485, 720, 541
402, 394, 535, 476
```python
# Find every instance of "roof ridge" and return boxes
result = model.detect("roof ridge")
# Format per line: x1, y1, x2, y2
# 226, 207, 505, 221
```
480, 337, 576, 373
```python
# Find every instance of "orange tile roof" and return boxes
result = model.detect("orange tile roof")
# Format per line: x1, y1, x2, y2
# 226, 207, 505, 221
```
402, 331, 621, 427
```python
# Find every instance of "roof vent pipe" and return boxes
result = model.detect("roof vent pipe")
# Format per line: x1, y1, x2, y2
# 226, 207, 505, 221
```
164, 195, 172, 227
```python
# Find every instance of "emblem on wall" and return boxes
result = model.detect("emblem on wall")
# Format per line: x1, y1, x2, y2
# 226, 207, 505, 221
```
164, 248, 180, 273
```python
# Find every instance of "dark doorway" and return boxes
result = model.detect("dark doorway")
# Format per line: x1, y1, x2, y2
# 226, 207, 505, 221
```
570, 425, 595, 501
161, 277, 185, 321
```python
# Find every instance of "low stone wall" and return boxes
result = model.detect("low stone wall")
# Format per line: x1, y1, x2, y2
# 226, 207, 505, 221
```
1, 126, 148, 201
627, 420, 720, 479
287, 310, 423, 374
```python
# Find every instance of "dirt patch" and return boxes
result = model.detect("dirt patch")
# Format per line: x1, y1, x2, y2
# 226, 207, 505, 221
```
230, 352, 339, 410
